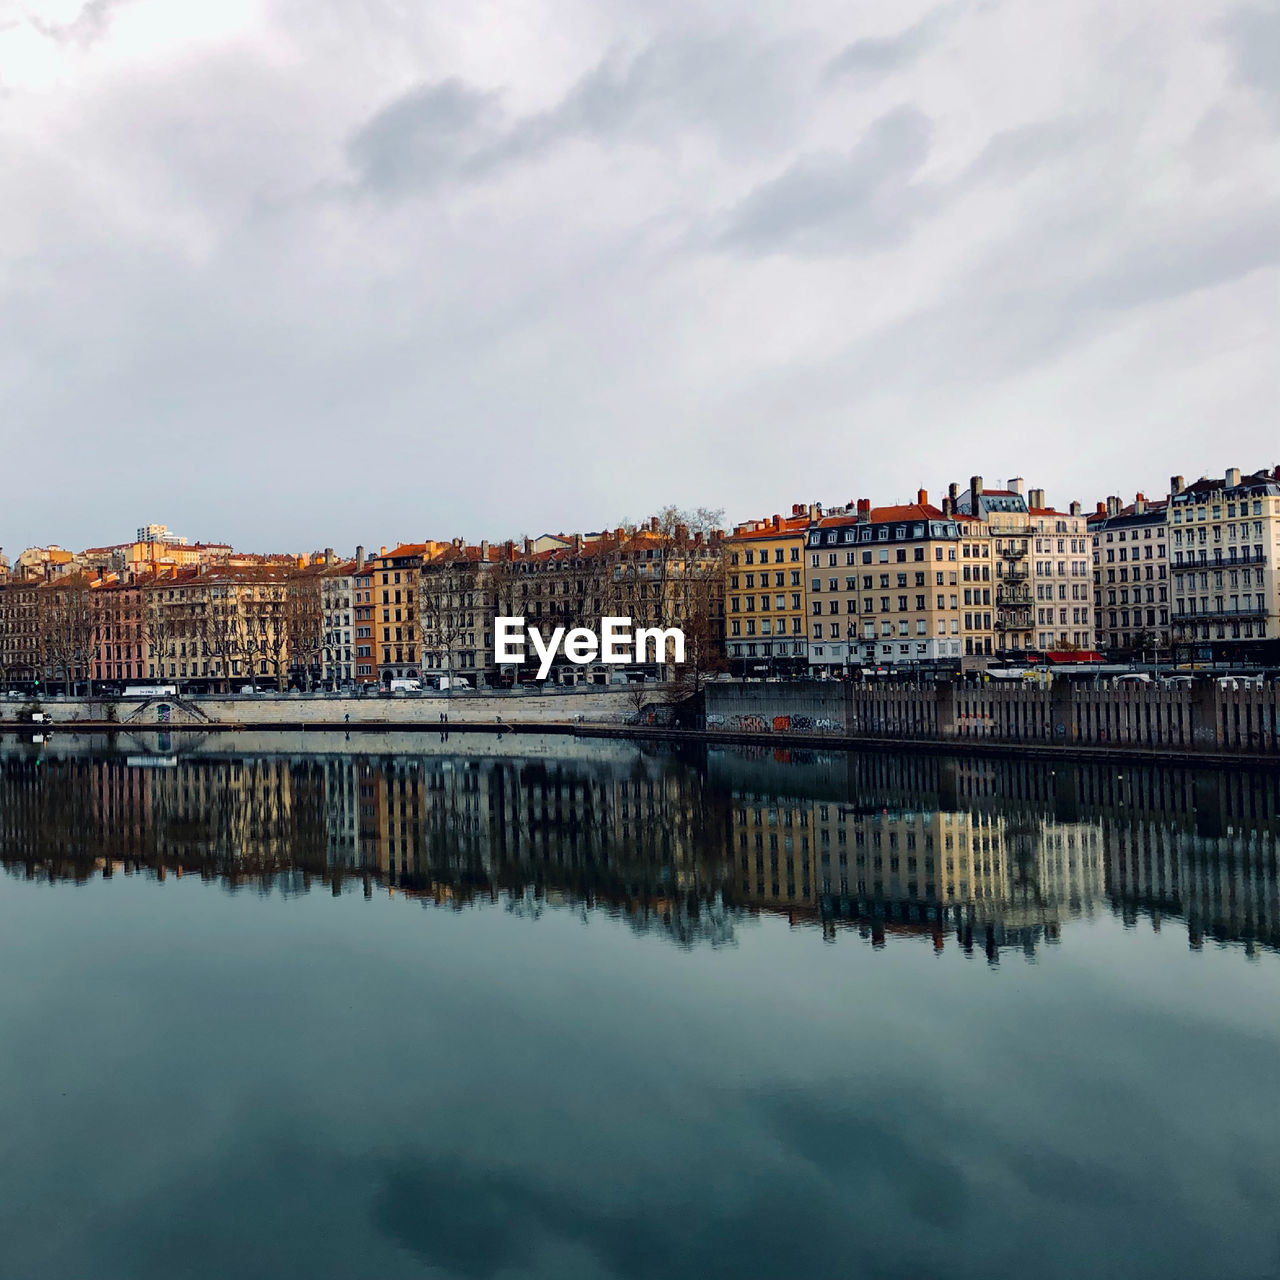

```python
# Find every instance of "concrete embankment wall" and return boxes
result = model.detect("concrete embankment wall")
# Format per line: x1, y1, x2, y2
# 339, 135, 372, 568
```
705, 679, 1280, 754
16, 688, 647, 729
12, 679, 1280, 755
700, 681, 847, 734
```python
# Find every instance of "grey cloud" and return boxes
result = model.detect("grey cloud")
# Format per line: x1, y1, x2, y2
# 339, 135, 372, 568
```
347, 32, 809, 197
826, 5, 958, 79
1216, 4, 1280, 118
346, 79, 500, 194
715, 106, 936, 255
957, 115, 1093, 187
24, 0, 132, 47
1072, 204, 1280, 312
530, 32, 807, 153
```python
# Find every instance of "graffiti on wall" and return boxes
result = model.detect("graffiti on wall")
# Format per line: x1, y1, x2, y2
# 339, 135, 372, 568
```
706, 712, 841, 733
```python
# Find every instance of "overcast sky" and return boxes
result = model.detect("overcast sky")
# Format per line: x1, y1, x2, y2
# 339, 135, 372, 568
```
1, 0, 1276, 555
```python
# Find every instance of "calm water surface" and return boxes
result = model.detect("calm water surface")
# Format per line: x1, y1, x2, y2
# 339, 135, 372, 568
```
1, 732, 1277, 1280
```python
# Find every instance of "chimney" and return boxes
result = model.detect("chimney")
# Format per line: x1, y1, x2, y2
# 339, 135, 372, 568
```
379, 546, 387, 557
615, 527, 625, 542
480, 539, 490, 560
523, 537, 534, 555
571, 533, 583, 553
856, 498, 871, 522
1134, 493, 1146, 515
1095, 501, 1106, 517
948, 482, 959, 504
675, 522, 689, 543
1070, 501, 1082, 517
942, 497, 953, 516
970, 475, 984, 497
1107, 496, 1121, 516
296, 556, 306, 569
1170, 475, 1184, 496
355, 545, 365, 570
1029, 488, 1045, 509
1008, 477, 1024, 495
1225, 466, 1241, 489
649, 516, 659, 533
773, 514, 781, 530
917, 488, 928, 505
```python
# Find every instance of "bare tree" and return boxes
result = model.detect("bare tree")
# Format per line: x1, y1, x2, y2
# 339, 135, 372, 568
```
606, 506, 726, 685
262, 591, 290, 692
200, 582, 245, 693
39, 576, 95, 694
143, 586, 181, 687
286, 572, 325, 691
419, 553, 479, 692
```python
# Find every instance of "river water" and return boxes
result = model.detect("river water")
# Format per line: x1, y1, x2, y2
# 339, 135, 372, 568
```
1, 732, 1276, 1280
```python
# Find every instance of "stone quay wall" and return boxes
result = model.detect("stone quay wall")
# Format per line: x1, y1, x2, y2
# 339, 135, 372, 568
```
705, 679, 1280, 754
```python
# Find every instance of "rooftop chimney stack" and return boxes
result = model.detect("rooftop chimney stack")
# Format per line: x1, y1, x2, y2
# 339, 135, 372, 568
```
1134, 493, 1146, 515
970, 475, 984, 497
1008, 477, 1024, 495
1170, 475, 1184, 496
1225, 466, 1241, 488
917, 487, 928, 505
1070, 501, 1082, 517
856, 498, 871, 521
355, 545, 365, 570
948, 482, 959, 504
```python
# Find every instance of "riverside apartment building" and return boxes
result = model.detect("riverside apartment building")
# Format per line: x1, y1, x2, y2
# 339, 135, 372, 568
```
723, 508, 811, 677
804, 492, 971, 675
1168, 466, 1280, 664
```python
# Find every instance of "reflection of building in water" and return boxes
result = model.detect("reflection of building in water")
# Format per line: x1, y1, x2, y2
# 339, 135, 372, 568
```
1, 739, 1275, 958
322, 758, 360, 870
730, 793, 816, 914
810, 807, 1104, 959
257, 749, 742, 944
1106, 819, 1279, 956
354, 753, 730, 921
723, 764, 1109, 958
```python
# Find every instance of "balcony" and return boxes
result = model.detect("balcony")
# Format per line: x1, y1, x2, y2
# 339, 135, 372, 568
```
996, 586, 1032, 605
1001, 566, 1030, 582
1173, 606, 1267, 622
1174, 547, 1267, 568
994, 613, 1032, 630
999, 543, 1027, 560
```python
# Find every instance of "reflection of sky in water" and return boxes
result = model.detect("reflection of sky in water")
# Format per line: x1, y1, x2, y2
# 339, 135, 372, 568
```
0, 872, 1276, 1280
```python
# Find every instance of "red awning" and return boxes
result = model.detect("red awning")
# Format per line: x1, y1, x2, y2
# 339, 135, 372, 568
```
1045, 650, 1104, 664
